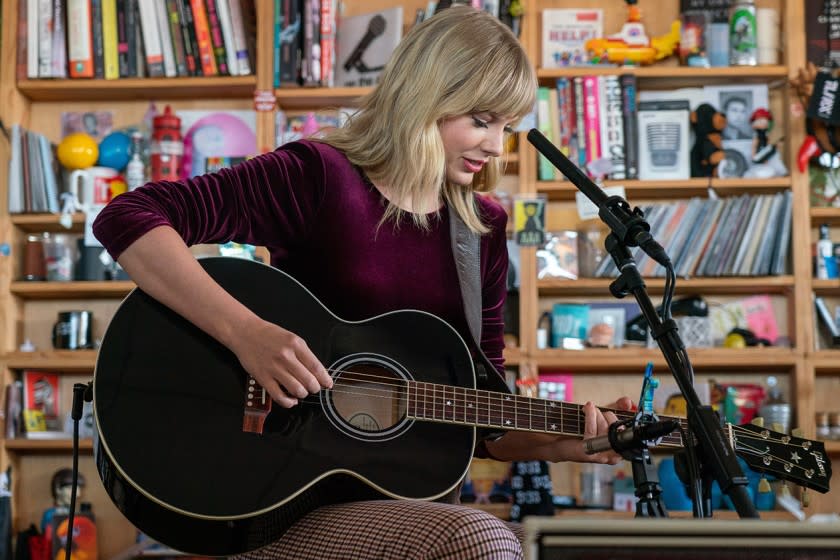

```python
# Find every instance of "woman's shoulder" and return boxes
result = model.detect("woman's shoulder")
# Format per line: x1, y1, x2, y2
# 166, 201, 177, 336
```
474, 194, 509, 229
275, 139, 350, 166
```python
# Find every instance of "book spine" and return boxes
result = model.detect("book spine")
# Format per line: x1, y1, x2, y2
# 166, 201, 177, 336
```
137, 0, 164, 77
17, 0, 30, 81
154, 0, 177, 76
178, 0, 201, 75
582, 75, 601, 169
619, 73, 639, 179
67, 0, 95, 78
227, 0, 252, 75
116, 0, 130, 76
90, 0, 104, 77
555, 78, 573, 160
52, 0, 68, 77
536, 87, 555, 181
102, 0, 119, 79
273, 0, 282, 86
165, 0, 189, 76
603, 74, 626, 180
573, 76, 586, 170
190, 0, 217, 75
215, 0, 238, 74
204, 0, 230, 75
37, 0, 53, 77
125, 0, 139, 76
319, 0, 335, 87
278, 0, 301, 86
26, 0, 39, 78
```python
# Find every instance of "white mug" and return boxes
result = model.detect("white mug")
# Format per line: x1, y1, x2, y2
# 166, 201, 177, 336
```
68, 166, 119, 208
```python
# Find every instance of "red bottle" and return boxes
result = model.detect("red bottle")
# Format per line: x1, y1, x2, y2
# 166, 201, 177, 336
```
150, 105, 183, 181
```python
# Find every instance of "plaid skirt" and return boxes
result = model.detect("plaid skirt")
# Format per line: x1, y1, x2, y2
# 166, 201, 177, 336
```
232, 500, 524, 559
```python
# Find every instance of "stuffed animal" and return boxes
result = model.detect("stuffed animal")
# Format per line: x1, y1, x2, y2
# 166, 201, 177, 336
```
690, 103, 727, 177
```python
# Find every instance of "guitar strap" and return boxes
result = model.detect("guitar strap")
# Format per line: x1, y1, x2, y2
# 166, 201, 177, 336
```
448, 204, 512, 396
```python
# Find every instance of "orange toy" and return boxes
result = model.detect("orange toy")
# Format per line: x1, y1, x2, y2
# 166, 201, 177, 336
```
585, 2, 680, 65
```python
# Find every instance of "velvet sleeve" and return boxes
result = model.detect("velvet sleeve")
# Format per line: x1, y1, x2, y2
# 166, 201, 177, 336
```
92, 141, 328, 260
478, 198, 510, 379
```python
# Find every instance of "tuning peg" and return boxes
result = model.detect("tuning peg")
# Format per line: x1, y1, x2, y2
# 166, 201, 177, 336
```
791, 427, 805, 438
801, 488, 811, 508
780, 482, 792, 498
758, 478, 771, 493
771, 422, 783, 433
751, 417, 765, 427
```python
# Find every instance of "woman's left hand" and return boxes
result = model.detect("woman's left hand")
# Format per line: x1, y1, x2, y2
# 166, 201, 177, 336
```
484, 397, 635, 464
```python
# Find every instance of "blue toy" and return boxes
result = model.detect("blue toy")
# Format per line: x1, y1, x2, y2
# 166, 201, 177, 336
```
97, 131, 132, 170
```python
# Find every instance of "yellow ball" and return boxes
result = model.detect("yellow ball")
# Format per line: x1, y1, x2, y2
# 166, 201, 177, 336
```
57, 132, 99, 170
723, 332, 747, 348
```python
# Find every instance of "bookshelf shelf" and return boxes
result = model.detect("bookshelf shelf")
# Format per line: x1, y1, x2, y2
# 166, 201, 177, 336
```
3, 350, 98, 371
536, 65, 789, 87
274, 86, 371, 108
538, 276, 795, 296
536, 177, 792, 200
809, 351, 840, 373
10, 281, 134, 299
5, 438, 93, 453
16, 76, 258, 102
810, 207, 840, 226
826, 441, 840, 455
10, 213, 85, 233
811, 279, 840, 296
534, 347, 796, 372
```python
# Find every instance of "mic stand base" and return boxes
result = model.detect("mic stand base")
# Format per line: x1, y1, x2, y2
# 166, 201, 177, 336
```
631, 448, 669, 518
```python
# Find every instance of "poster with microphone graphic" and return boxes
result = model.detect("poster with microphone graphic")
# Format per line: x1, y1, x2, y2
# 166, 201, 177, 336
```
335, 6, 403, 87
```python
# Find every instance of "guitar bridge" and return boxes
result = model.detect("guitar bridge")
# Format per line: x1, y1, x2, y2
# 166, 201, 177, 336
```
243, 376, 271, 434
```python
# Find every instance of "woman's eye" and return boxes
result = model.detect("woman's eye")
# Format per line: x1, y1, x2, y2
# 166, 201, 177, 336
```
472, 116, 489, 128
503, 126, 515, 135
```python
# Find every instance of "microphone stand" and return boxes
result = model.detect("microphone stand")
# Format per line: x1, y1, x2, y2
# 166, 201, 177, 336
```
527, 129, 759, 519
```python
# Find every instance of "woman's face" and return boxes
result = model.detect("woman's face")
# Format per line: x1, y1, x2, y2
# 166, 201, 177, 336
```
438, 113, 514, 185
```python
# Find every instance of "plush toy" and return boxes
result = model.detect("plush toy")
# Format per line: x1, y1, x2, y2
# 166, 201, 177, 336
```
690, 103, 727, 177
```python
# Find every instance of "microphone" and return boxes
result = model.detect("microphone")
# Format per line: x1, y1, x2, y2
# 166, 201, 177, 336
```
526, 129, 670, 267
583, 419, 680, 455
343, 15, 387, 72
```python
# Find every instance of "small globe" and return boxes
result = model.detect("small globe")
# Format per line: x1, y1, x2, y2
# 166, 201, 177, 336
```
57, 133, 99, 170
97, 131, 132, 170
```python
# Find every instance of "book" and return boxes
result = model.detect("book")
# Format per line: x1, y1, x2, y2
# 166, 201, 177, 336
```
637, 100, 690, 181
814, 295, 840, 347
22, 371, 62, 434
541, 9, 602, 68
620, 74, 639, 179
67, 0, 95, 77
334, 6, 403, 87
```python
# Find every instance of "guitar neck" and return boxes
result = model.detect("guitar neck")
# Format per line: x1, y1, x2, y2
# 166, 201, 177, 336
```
406, 381, 693, 449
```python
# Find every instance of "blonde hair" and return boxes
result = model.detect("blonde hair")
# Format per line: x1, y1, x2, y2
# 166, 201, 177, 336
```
322, 6, 536, 233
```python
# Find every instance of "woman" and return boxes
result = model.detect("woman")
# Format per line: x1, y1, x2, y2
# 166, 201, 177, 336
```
94, 6, 631, 558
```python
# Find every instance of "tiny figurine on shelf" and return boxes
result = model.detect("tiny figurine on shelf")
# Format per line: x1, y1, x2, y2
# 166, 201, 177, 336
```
743, 107, 788, 178
689, 103, 727, 177
584, 0, 681, 66
40, 468, 84, 532
41, 469, 98, 560
790, 63, 840, 172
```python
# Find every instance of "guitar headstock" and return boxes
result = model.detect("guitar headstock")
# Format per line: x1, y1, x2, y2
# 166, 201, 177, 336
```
733, 423, 832, 494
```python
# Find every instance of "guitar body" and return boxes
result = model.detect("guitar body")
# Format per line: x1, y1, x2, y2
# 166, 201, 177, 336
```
94, 257, 477, 555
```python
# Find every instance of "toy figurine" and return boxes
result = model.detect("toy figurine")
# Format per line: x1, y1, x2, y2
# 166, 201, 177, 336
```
41, 469, 98, 560
791, 63, 840, 172
585, 0, 681, 65
690, 103, 727, 177
743, 107, 788, 178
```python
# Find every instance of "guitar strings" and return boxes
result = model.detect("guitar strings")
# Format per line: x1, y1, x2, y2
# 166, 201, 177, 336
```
248, 369, 819, 465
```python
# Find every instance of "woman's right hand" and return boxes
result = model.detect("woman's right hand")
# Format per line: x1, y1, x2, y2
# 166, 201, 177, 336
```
232, 317, 334, 408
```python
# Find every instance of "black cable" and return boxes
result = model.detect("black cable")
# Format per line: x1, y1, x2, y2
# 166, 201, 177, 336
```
65, 383, 91, 560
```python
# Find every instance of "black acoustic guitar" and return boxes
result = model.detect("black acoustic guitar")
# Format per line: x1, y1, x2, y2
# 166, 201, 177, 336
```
93, 257, 832, 556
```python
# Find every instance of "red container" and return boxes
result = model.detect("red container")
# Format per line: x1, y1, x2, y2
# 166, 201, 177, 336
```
149, 105, 183, 181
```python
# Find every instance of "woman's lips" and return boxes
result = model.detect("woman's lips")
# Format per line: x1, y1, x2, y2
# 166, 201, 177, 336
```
463, 158, 484, 172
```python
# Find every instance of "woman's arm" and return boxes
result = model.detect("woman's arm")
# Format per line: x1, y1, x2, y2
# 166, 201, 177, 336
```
117, 225, 333, 407
484, 398, 635, 464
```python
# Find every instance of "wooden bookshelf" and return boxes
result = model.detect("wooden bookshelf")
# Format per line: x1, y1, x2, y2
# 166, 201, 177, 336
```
16, 76, 258, 102
537, 177, 793, 200
10, 280, 134, 299
3, 350, 98, 371
538, 276, 796, 296
10, 213, 86, 233
5, 438, 93, 453
536, 65, 789, 84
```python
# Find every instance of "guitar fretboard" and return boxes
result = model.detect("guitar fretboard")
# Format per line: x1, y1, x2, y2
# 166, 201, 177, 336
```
406, 381, 687, 448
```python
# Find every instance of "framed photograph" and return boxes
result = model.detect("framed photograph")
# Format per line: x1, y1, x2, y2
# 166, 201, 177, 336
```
704, 84, 770, 174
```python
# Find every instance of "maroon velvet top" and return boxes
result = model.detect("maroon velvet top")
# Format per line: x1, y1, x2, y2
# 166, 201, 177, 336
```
92, 140, 509, 376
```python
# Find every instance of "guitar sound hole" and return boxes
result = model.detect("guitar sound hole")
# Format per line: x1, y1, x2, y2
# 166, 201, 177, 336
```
326, 358, 411, 441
